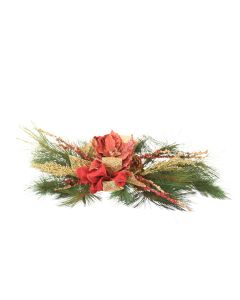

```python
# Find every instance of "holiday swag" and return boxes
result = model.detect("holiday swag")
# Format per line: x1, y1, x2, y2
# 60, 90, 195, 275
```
25, 128, 226, 210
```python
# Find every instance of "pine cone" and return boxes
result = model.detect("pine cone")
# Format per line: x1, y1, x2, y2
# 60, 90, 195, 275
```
130, 155, 143, 173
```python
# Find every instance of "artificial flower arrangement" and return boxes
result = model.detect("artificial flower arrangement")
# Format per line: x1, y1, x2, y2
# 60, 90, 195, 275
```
24, 128, 226, 210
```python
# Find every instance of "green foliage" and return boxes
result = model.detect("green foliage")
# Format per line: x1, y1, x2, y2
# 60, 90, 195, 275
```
24, 127, 89, 167
135, 135, 178, 155
110, 185, 138, 206
110, 185, 187, 210
24, 127, 73, 166
32, 175, 64, 195
135, 136, 152, 154
135, 136, 179, 168
32, 175, 100, 206
145, 161, 227, 200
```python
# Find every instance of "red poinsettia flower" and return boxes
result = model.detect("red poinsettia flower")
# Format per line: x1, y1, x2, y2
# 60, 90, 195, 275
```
92, 131, 136, 169
76, 159, 130, 193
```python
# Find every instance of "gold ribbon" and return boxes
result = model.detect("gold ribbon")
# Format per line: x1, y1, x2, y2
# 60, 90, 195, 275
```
102, 172, 146, 192
127, 173, 146, 187
102, 181, 123, 192
102, 157, 122, 172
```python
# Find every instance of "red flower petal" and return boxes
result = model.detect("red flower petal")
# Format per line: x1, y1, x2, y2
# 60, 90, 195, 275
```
105, 134, 116, 155
113, 171, 130, 187
76, 166, 90, 184
110, 131, 122, 150
90, 177, 105, 193
89, 159, 101, 170
92, 131, 127, 158
121, 138, 136, 168
87, 164, 108, 183
92, 136, 104, 155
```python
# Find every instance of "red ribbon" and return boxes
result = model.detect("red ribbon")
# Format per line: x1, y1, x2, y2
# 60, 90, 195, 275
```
76, 159, 129, 193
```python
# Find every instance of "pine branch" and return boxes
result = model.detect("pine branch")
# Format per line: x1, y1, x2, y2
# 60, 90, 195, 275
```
135, 135, 179, 156
110, 185, 138, 205
135, 136, 152, 154
32, 175, 100, 206
145, 161, 226, 200
110, 185, 187, 210
24, 127, 72, 166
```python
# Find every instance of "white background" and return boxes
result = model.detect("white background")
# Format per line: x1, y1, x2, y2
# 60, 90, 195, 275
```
0, 1, 239, 299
